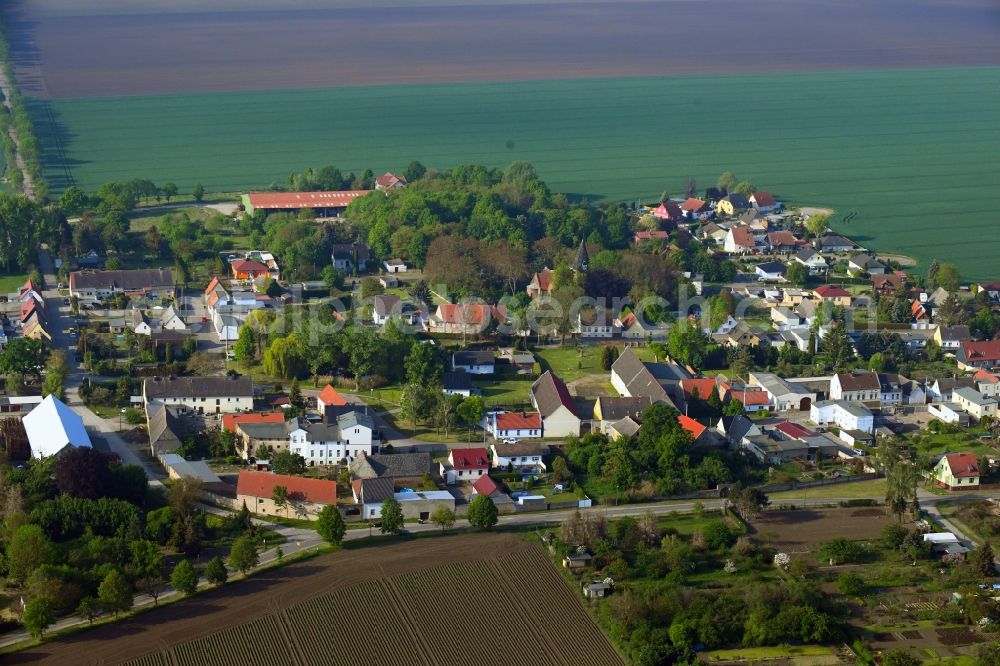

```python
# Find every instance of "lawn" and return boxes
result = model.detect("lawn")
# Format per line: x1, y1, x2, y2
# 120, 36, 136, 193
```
28, 67, 1000, 278
767, 477, 887, 501
535, 344, 657, 384
0, 272, 28, 294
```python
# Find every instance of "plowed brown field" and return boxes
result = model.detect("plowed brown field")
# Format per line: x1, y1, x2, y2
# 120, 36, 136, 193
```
7, 533, 623, 666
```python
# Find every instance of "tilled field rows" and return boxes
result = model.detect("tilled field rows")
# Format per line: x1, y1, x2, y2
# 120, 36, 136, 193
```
124, 540, 623, 666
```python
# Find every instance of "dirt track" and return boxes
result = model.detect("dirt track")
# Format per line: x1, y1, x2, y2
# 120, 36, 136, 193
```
7, 533, 622, 666
6, 0, 999, 98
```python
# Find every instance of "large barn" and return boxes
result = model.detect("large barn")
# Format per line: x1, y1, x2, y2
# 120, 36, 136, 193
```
22, 395, 92, 458
241, 191, 372, 217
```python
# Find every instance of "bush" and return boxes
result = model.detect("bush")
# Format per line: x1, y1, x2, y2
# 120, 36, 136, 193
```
837, 572, 866, 597
702, 520, 736, 550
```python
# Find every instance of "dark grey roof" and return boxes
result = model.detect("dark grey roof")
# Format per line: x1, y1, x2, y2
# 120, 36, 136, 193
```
349, 452, 430, 479
531, 371, 577, 417
492, 441, 548, 457
358, 477, 394, 504
794, 247, 821, 261
756, 262, 786, 274
338, 411, 373, 431
238, 420, 293, 440
718, 415, 757, 443
144, 375, 253, 399
373, 294, 400, 317
939, 325, 971, 341
71, 268, 174, 291
443, 371, 473, 391
331, 243, 369, 261
147, 403, 183, 454
819, 234, 853, 248
572, 239, 589, 272
453, 351, 494, 366
725, 193, 751, 209
596, 396, 651, 421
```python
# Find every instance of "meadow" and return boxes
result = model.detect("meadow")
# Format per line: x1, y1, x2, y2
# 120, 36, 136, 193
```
28, 67, 1000, 277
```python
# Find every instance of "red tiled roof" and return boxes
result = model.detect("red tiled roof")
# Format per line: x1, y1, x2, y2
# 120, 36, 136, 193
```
835, 371, 881, 392
451, 447, 490, 470
634, 230, 669, 241
223, 412, 285, 432
204, 277, 221, 295
653, 201, 682, 220
531, 268, 554, 293
318, 384, 348, 407
974, 369, 1000, 384
473, 474, 499, 496
681, 197, 707, 212
375, 172, 406, 188
944, 453, 979, 479
232, 259, 269, 274
872, 274, 903, 291
815, 284, 851, 298
435, 303, 505, 326
775, 421, 813, 439
681, 378, 717, 399
911, 300, 927, 317
767, 231, 798, 246
246, 191, 371, 210
729, 227, 755, 248
677, 415, 706, 439
753, 192, 776, 206
961, 340, 1000, 363
733, 389, 771, 406
237, 470, 336, 504
617, 312, 636, 329
495, 411, 542, 430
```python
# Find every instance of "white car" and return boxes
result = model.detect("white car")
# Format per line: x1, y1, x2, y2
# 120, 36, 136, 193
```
502, 438, 519, 445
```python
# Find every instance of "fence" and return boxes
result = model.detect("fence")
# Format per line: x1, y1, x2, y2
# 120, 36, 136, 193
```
758, 472, 878, 495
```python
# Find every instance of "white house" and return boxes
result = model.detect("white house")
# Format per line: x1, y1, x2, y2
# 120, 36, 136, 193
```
531, 371, 581, 438
810, 400, 874, 433
928, 402, 965, 425
160, 305, 187, 331
439, 447, 490, 485
770, 307, 803, 330
288, 411, 377, 466
953, 386, 998, 420
486, 411, 543, 439
143, 376, 254, 414
22, 395, 92, 458
442, 371, 474, 397
975, 370, 1000, 399
383, 259, 407, 273
748, 372, 815, 412
452, 351, 495, 375
724, 227, 756, 254
491, 442, 546, 472
352, 477, 394, 519
372, 294, 401, 326
830, 371, 881, 402
792, 248, 827, 276
755, 262, 786, 282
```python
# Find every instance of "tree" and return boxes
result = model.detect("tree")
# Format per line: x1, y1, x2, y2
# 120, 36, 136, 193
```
161, 182, 179, 202
98, 569, 133, 617
457, 395, 486, 437
722, 398, 745, 417
192, 182, 205, 203
76, 596, 100, 624
22, 596, 55, 638
380, 498, 404, 534
204, 556, 228, 586
733, 181, 754, 196
706, 386, 722, 412
836, 572, 866, 597
926, 259, 940, 290
971, 542, 996, 580
467, 495, 499, 529
430, 505, 456, 530
7, 524, 56, 584
232, 325, 256, 363
805, 213, 829, 239
228, 536, 259, 575
170, 559, 198, 596
936, 263, 961, 292
271, 450, 306, 476
272, 485, 289, 518
54, 447, 113, 499
403, 160, 426, 182
405, 342, 441, 386
316, 505, 346, 544
600, 346, 614, 371
400, 382, 434, 430
727, 483, 769, 520
0, 337, 48, 379
785, 261, 808, 287
716, 171, 737, 193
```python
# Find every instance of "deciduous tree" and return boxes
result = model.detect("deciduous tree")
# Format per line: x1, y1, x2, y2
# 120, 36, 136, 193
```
467, 495, 499, 529
380, 498, 404, 534
316, 505, 346, 544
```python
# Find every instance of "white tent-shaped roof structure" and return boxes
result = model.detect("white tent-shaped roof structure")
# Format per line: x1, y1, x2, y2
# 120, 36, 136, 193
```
22, 395, 92, 458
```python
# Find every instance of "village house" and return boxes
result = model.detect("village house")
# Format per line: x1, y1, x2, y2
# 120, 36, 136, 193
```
715, 415, 761, 450
491, 441, 547, 472
394, 490, 456, 521
766, 231, 800, 254
575, 307, 616, 338
160, 304, 187, 331
374, 172, 407, 190
700, 222, 728, 245
810, 400, 874, 433
442, 371, 473, 397
871, 273, 905, 296
23, 395, 92, 458
652, 200, 682, 222
425, 303, 505, 336
928, 377, 977, 403
813, 284, 852, 308
715, 193, 752, 216
680, 197, 712, 220
243, 190, 369, 217
748, 372, 815, 411
935, 325, 972, 350
349, 452, 432, 486
933, 453, 980, 490
610, 348, 687, 407
755, 261, 787, 282
69, 268, 175, 302
487, 411, 543, 440
531, 371, 581, 438
452, 350, 495, 374
877, 373, 903, 405
957, 340, 1000, 371
352, 477, 395, 519
593, 396, 651, 433
372, 294, 400, 326
830, 371, 881, 402
616, 312, 669, 340
953, 386, 998, 420
330, 242, 370, 274
237, 471, 336, 520
143, 375, 254, 415
316, 384, 349, 414
928, 401, 969, 425
750, 191, 779, 212
234, 419, 294, 459
383, 258, 407, 273
848, 254, 886, 276
744, 434, 809, 465
975, 370, 1000, 399
288, 411, 378, 466
724, 226, 757, 254
527, 268, 554, 298
770, 306, 803, 330
231, 258, 271, 281
816, 234, 855, 253
439, 447, 490, 485
791, 247, 827, 276
633, 230, 670, 244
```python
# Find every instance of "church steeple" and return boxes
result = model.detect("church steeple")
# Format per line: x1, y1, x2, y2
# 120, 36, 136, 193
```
572, 239, 589, 273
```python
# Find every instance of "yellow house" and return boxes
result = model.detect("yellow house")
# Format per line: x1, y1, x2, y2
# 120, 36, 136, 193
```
714, 194, 751, 217
813, 285, 852, 308
933, 453, 980, 490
